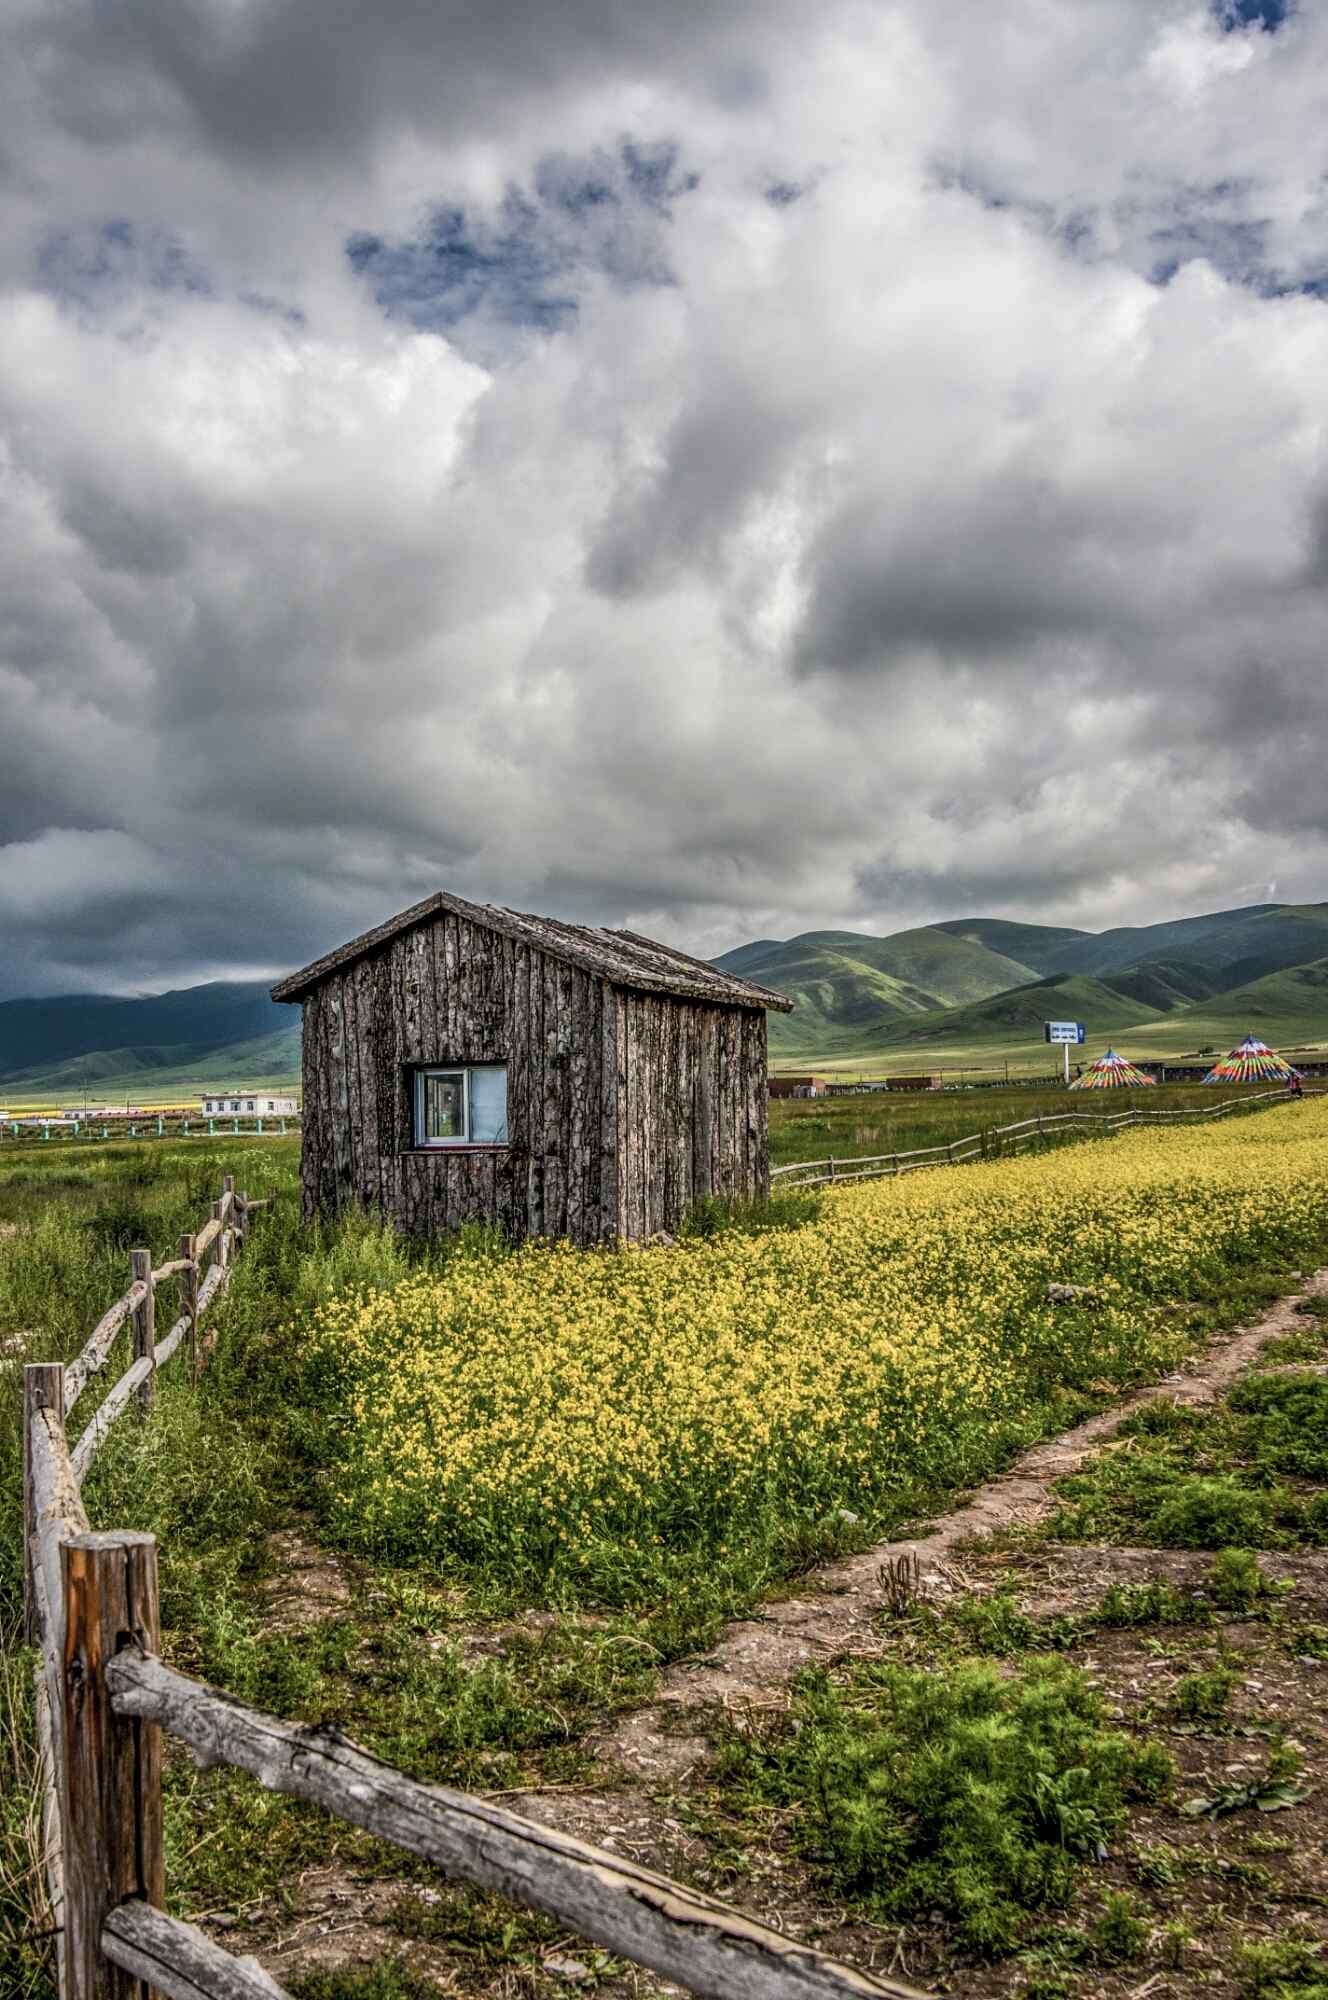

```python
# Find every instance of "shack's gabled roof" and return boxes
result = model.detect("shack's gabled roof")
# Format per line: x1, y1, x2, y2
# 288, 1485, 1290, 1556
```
270, 890, 794, 1011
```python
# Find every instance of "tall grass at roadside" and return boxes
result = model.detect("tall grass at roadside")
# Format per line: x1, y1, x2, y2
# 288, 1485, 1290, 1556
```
0, 1141, 301, 1998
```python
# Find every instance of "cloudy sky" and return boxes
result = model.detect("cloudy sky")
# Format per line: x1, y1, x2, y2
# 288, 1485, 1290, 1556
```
2, 0, 1326, 997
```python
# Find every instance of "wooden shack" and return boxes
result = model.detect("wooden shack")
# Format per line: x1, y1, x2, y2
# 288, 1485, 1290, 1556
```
271, 890, 792, 1244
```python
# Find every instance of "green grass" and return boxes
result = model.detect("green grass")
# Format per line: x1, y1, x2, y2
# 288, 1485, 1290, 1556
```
4, 1119, 1328, 1994
1044, 1373, 1328, 1551
1236, 1933, 1328, 1998
767, 1078, 1296, 1168
0, 1139, 302, 1996
714, 1653, 1174, 1958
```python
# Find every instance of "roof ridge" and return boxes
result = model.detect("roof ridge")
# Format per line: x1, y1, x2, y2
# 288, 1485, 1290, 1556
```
271, 893, 792, 1010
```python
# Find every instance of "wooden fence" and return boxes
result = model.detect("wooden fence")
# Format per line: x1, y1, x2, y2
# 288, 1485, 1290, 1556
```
4, 1115, 299, 1145
22, 1179, 929, 2000
771, 1084, 1317, 1188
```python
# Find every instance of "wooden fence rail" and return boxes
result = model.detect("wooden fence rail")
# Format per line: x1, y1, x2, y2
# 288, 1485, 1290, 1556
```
771, 1084, 1318, 1188
2, 1115, 300, 1145
22, 1178, 929, 2000
106, 1640, 923, 2000
20, 1172, 257, 2000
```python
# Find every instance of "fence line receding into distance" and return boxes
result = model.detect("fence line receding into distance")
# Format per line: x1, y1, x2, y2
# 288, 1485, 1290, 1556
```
770, 1084, 1321, 1188
22, 1182, 927, 2000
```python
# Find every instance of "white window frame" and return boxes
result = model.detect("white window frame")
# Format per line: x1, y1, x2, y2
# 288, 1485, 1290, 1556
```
413, 1064, 508, 1148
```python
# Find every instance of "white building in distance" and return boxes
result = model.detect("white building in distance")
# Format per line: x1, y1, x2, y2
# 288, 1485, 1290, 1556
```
200, 1089, 298, 1116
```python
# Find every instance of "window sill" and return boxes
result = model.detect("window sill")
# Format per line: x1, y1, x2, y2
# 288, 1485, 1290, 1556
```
406, 1144, 510, 1155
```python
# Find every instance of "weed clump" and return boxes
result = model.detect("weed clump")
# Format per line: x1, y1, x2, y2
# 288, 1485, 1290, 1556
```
1168, 1660, 1241, 1728
718, 1656, 1174, 1958
1210, 1548, 1274, 1611
1228, 1372, 1328, 1481
1095, 1577, 1209, 1628
1087, 1890, 1149, 1965
1153, 1477, 1277, 1549
1235, 1932, 1328, 1998
949, 1588, 1038, 1655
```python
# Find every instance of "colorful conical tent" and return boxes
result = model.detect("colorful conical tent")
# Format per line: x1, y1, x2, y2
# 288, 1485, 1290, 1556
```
1068, 1048, 1158, 1090
1201, 1035, 1301, 1084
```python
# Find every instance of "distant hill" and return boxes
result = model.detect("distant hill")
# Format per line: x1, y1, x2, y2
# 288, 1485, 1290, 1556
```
0, 981, 299, 1104
0, 981, 287, 1079
1033, 903, 1328, 985
870, 973, 1166, 1050
723, 900, 1328, 1069
0, 1026, 302, 1102
1113, 957, 1328, 1062
5, 897, 1328, 1102
726, 928, 1040, 1056
929, 918, 1090, 977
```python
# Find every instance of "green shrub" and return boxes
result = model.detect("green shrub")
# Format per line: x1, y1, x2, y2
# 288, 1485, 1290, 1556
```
1209, 1548, 1272, 1611
718, 1656, 1174, 1959
1094, 1578, 1208, 1628
949, 1589, 1038, 1655
1152, 1478, 1276, 1549
1236, 1933, 1328, 1998
1168, 1661, 1241, 1727
1228, 1373, 1328, 1481
1088, 1891, 1148, 1965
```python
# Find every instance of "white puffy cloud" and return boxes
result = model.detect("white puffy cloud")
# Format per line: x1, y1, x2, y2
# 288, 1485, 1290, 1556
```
1, 0, 1327, 995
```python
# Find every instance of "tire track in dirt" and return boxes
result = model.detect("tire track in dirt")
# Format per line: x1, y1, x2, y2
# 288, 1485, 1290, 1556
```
246, 1276, 1328, 1994
584, 1268, 1328, 1780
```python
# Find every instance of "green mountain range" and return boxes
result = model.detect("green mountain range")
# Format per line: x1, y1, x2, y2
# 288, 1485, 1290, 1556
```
715, 901, 1328, 1068
0, 982, 299, 1105
4, 899, 1327, 1101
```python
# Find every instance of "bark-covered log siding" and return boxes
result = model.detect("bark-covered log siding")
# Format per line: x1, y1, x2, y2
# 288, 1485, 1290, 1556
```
299, 912, 770, 1244
615, 991, 768, 1240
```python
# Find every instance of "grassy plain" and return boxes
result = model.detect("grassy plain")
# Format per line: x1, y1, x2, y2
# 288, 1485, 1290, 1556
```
766, 1078, 1293, 1167
778, 1019, 1328, 1082
5, 1104, 1328, 1997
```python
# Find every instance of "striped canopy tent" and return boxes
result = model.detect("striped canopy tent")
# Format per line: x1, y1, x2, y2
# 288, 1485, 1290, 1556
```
1201, 1035, 1301, 1085
1068, 1048, 1157, 1090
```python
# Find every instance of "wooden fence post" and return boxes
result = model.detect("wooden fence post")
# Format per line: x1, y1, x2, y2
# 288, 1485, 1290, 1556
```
23, 1363, 65, 1642
178, 1234, 198, 1382
129, 1250, 154, 1414
62, 1531, 164, 2000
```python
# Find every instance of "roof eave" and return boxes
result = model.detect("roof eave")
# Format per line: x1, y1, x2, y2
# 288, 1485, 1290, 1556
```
270, 893, 794, 1012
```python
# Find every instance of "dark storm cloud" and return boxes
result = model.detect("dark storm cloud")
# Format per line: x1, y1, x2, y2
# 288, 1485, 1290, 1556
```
3, 0, 1328, 998
21, 0, 787, 169
792, 474, 1150, 675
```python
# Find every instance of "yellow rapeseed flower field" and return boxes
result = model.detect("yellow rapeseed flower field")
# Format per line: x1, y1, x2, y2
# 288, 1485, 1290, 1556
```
301, 1103, 1328, 1595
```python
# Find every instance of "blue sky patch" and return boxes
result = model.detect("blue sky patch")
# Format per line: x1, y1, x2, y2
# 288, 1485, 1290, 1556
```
346, 141, 693, 355
1216, 0, 1290, 28
37, 221, 212, 318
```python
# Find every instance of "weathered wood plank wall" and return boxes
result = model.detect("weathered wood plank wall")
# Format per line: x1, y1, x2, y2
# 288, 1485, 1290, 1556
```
615, 991, 768, 1239
299, 912, 770, 1243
